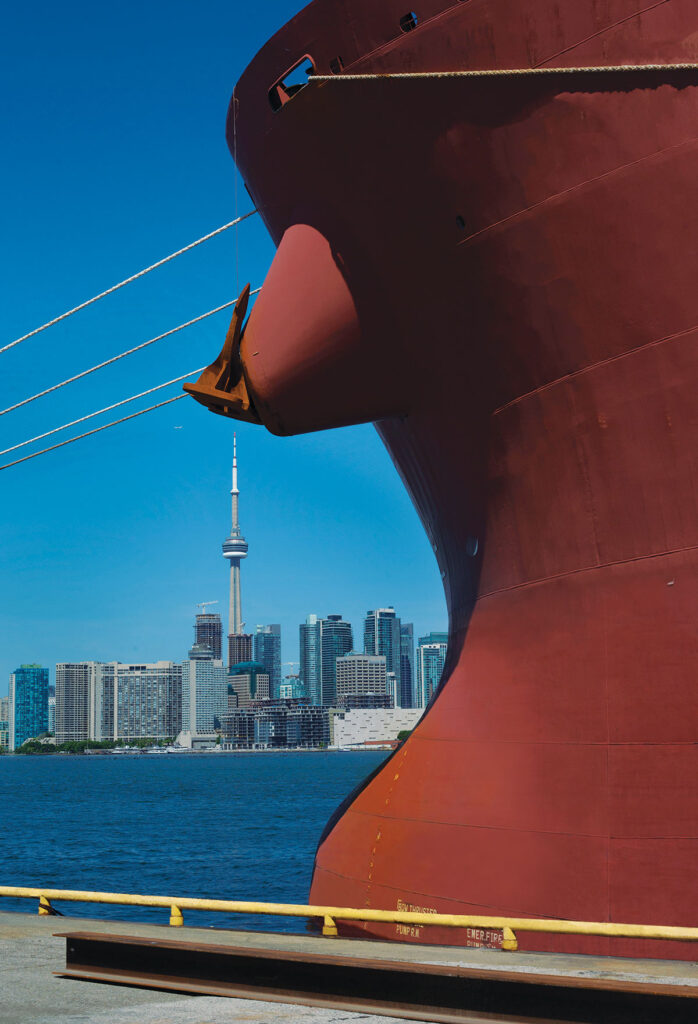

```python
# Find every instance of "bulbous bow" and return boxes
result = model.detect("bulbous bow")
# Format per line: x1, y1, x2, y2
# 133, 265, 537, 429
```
185, 224, 408, 435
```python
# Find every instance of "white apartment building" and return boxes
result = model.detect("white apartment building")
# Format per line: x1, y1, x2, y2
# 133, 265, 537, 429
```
55, 661, 181, 742
181, 650, 228, 734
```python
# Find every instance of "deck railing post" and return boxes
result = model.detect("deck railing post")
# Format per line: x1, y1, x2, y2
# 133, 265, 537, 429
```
322, 914, 338, 937
170, 905, 184, 927
38, 895, 53, 916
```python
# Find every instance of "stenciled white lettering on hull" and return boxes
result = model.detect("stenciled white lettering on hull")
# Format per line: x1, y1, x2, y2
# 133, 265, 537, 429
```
395, 899, 504, 947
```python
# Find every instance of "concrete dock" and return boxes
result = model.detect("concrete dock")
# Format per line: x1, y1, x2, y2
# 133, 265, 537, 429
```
1, 912, 407, 1024
2, 910, 696, 1023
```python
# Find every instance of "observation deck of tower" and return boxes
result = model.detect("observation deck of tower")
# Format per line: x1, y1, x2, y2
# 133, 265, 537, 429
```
222, 433, 248, 638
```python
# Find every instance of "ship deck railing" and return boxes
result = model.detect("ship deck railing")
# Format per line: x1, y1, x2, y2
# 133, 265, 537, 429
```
1, 884, 697, 951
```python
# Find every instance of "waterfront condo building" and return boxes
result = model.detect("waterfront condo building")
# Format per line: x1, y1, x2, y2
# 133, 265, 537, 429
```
9, 664, 49, 750
108, 662, 182, 741
55, 661, 181, 742
48, 685, 55, 734
415, 632, 449, 707
0, 696, 9, 750
55, 663, 93, 743
220, 701, 330, 749
336, 653, 391, 709
254, 623, 281, 698
300, 614, 353, 705
56, 662, 123, 743
181, 644, 228, 734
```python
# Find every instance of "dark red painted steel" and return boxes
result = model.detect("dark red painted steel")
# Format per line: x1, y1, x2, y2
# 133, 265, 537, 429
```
218, 0, 698, 958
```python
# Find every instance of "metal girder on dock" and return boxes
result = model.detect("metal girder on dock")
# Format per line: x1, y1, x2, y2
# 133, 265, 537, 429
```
56, 931, 698, 1024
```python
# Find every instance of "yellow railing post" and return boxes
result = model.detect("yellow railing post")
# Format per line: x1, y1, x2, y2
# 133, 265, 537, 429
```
169, 904, 183, 926
38, 894, 53, 916
322, 914, 338, 937
501, 926, 518, 951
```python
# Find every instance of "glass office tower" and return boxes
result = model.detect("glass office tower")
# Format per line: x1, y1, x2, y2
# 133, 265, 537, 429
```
254, 624, 282, 698
415, 632, 449, 707
9, 664, 49, 750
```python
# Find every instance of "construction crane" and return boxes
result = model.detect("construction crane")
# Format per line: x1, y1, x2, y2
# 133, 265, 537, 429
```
196, 601, 219, 615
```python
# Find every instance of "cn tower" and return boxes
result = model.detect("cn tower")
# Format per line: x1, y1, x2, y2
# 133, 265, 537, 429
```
222, 434, 249, 662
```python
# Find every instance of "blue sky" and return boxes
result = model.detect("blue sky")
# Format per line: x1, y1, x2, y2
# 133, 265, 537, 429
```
0, 0, 445, 693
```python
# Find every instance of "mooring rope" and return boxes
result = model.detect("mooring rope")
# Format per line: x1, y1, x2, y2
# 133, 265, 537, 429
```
1, 210, 258, 356
0, 368, 206, 458
313, 62, 698, 81
0, 395, 187, 472
0, 395, 187, 471
0, 287, 261, 418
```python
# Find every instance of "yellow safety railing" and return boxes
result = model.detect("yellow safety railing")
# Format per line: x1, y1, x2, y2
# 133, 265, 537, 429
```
2, 885, 698, 951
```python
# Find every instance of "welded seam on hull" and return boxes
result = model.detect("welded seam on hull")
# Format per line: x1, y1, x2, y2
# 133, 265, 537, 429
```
493, 320, 698, 418
569, 384, 603, 566
460, 134, 698, 255
344, 806, 698, 842
329, 0, 680, 80
536, 0, 673, 69
355, 735, 698, 746
314, 865, 619, 920
478, 539, 698, 601
341, 1, 476, 75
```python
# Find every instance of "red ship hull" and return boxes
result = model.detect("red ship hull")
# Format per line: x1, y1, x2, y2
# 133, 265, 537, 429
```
214, 0, 698, 958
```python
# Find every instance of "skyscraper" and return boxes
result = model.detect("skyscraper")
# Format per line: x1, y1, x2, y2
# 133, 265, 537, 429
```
9, 664, 49, 750
321, 615, 353, 705
181, 646, 227, 735
299, 615, 321, 705
254, 624, 281, 699
415, 631, 449, 707
228, 632, 253, 665
195, 611, 222, 661
222, 433, 253, 665
56, 662, 115, 743
364, 608, 413, 705
55, 663, 91, 743
399, 622, 415, 708
300, 614, 353, 706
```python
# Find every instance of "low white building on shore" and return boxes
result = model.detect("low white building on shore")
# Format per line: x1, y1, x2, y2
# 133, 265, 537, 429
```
330, 707, 422, 749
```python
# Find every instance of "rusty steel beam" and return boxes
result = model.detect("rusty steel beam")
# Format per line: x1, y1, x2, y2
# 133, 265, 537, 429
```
55, 931, 698, 1023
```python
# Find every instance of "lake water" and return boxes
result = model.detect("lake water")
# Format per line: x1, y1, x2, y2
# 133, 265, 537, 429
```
0, 750, 387, 931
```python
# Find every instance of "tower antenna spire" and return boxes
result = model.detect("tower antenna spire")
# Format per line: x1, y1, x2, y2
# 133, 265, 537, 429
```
222, 433, 248, 648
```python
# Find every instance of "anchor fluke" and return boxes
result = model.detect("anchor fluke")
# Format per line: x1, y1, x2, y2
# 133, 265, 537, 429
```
183, 284, 260, 423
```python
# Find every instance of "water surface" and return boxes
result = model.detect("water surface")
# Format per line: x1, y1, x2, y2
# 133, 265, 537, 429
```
0, 750, 387, 930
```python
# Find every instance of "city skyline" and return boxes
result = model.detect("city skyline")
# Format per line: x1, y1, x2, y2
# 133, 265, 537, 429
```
2, 518, 440, 747
0, 1, 446, 698
1, 436, 446, 698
